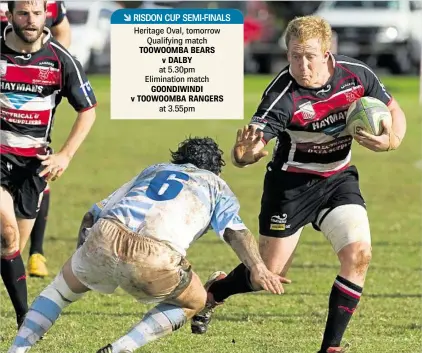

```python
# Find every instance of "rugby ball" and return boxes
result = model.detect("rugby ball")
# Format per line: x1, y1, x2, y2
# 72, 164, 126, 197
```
346, 97, 392, 136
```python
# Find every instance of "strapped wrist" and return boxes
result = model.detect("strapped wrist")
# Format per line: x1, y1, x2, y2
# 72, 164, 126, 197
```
387, 131, 402, 151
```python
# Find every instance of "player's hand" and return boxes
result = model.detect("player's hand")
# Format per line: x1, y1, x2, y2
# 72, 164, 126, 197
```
233, 125, 268, 166
249, 263, 291, 295
37, 152, 71, 181
354, 120, 396, 152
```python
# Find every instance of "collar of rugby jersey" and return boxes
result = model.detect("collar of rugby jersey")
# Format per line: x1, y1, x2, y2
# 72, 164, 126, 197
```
1, 24, 52, 49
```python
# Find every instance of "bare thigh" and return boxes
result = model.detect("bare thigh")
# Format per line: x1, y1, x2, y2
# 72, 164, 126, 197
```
62, 256, 90, 294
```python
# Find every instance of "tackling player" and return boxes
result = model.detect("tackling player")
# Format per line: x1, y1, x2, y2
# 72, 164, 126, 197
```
7, 137, 289, 353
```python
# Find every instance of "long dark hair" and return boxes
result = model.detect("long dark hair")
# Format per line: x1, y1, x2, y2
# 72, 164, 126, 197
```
170, 137, 226, 175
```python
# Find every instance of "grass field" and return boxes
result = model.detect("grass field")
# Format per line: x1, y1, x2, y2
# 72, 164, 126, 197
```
0, 75, 421, 353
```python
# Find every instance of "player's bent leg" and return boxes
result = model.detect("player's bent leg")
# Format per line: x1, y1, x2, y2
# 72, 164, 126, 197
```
100, 272, 206, 353
0, 187, 28, 328
337, 242, 372, 287
61, 255, 92, 294
191, 227, 303, 334
8, 258, 88, 353
206, 229, 302, 304
319, 204, 372, 284
317, 204, 371, 353
191, 229, 303, 335
192, 229, 303, 335
174, 272, 211, 318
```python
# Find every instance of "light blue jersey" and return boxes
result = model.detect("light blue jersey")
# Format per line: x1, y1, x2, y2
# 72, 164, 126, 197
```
89, 163, 247, 255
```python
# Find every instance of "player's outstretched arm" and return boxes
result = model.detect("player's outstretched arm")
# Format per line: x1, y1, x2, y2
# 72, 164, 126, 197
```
223, 228, 291, 294
231, 125, 268, 168
232, 87, 289, 167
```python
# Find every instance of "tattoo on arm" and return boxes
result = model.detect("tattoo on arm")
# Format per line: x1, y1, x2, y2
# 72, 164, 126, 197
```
223, 228, 264, 270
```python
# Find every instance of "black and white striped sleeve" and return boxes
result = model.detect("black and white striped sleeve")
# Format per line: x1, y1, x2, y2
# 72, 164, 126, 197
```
53, 42, 97, 112
361, 66, 393, 106
337, 58, 393, 106
249, 81, 293, 143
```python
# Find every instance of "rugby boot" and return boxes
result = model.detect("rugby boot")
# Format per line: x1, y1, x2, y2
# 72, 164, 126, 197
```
318, 343, 351, 353
27, 254, 48, 278
96, 344, 131, 353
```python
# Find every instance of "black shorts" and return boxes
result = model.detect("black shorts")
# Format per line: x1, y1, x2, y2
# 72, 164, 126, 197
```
259, 164, 365, 237
0, 153, 47, 219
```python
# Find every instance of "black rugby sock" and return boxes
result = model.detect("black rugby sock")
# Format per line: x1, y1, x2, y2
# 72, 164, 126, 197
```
1, 251, 28, 324
29, 189, 50, 256
208, 263, 254, 302
320, 275, 362, 352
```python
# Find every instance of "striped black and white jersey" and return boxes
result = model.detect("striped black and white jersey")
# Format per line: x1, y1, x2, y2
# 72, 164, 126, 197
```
250, 54, 392, 177
0, 25, 97, 157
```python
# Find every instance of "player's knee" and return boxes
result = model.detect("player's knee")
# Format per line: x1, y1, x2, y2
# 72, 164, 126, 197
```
340, 242, 372, 275
1, 224, 19, 255
354, 244, 372, 274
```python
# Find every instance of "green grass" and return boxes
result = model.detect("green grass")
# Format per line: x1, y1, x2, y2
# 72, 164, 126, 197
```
1, 75, 421, 353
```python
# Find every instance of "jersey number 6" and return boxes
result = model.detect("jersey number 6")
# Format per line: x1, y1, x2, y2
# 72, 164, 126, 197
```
146, 171, 190, 201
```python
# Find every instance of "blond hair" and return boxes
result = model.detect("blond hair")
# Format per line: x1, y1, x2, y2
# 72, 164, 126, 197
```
285, 15, 332, 52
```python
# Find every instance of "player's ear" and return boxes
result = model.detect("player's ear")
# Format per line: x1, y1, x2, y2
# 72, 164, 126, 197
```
322, 50, 330, 63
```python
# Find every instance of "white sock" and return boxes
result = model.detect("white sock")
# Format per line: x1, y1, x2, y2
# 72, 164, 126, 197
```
111, 303, 186, 353
8, 272, 85, 353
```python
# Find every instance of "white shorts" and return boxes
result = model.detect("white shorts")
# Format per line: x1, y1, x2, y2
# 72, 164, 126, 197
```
71, 218, 192, 303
